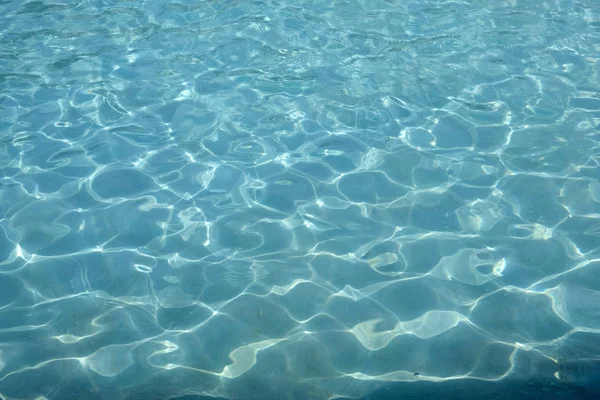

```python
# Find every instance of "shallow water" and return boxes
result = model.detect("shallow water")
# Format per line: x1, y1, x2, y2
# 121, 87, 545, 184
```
1, 0, 600, 399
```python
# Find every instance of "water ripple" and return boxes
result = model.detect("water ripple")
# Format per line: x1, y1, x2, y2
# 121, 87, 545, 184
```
1, 0, 600, 399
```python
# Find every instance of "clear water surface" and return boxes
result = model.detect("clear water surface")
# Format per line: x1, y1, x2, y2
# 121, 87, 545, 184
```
1, 0, 600, 399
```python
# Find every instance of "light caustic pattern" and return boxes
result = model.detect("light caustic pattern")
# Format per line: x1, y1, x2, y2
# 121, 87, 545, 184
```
0, 0, 600, 399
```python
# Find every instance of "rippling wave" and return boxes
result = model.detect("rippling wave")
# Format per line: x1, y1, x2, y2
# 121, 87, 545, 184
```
1, 0, 600, 399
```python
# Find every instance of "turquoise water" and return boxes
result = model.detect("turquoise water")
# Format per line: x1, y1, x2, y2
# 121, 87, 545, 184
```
1, 0, 600, 399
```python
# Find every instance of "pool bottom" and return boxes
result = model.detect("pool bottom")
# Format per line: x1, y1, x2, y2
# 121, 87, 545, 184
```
34, 377, 599, 400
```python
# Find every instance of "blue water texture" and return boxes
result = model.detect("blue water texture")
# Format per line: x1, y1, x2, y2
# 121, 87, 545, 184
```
1, 0, 600, 399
